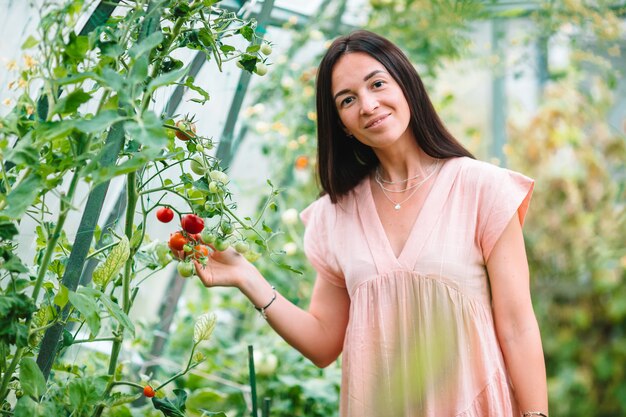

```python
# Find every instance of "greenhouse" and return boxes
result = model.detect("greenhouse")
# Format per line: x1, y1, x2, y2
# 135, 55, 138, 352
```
0, 0, 625, 416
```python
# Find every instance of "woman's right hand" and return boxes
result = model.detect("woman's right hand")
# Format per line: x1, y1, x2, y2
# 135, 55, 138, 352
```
189, 247, 258, 289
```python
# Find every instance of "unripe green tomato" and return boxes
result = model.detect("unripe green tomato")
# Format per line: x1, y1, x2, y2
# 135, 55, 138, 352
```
177, 261, 195, 277
260, 43, 272, 56
244, 250, 261, 263
200, 230, 217, 244
15, 389, 24, 399
209, 170, 228, 184
62, 329, 74, 347
208, 181, 220, 194
220, 220, 234, 235
195, 144, 204, 152
255, 62, 268, 76
254, 351, 278, 376
183, 244, 193, 253
234, 240, 249, 254
190, 156, 206, 176
204, 201, 218, 212
214, 238, 230, 252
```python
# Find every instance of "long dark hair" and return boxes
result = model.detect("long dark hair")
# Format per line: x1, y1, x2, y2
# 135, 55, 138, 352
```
315, 29, 474, 203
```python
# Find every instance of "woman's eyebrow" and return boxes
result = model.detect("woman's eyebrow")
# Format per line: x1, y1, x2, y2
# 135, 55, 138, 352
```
333, 69, 387, 101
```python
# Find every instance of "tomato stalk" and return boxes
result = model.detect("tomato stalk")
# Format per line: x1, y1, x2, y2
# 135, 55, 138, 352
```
0, 170, 82, 402
93, 171, 139, 417
155, 340, 202, 391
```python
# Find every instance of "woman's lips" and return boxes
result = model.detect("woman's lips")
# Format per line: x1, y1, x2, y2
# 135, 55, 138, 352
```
365, 113, 390, 129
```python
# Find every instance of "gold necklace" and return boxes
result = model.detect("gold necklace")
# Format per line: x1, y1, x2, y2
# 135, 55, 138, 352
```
376, 160, 440, 210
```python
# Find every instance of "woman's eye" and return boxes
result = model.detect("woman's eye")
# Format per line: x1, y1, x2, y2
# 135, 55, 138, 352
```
372, 80, 385, 88
341, 97, 354, 106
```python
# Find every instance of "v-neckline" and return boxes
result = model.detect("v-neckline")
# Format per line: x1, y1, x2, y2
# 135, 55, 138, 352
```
356, 157, 462, 273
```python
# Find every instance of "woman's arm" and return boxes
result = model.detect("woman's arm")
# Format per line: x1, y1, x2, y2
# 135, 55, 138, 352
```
193, 248, 350, 368
487, 215, 548, 415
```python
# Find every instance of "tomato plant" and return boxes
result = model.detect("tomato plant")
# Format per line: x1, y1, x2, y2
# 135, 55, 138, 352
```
0, 1, 279, 415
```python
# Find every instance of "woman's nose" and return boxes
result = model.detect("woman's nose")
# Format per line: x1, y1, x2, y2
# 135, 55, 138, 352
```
359, 93, 379, 114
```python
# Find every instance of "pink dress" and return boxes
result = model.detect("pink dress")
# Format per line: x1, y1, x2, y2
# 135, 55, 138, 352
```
300, 157, 534, 417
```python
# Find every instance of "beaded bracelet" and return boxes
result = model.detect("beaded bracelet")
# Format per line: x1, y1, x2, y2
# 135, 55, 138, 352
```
255, 286, 276, 319
523, 412, 547, 417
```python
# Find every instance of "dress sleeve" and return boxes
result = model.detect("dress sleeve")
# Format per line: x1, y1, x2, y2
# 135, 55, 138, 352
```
300, 197, 346, 288
478, 167, 534, 262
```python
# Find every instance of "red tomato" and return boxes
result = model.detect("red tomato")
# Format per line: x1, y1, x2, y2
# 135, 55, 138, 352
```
143, 385, 155, 398
193, 245, 210, 260
168, 231, 188, 252
175, 119, 196, 141
181, 214, 204, 234
156, 207, 174, 223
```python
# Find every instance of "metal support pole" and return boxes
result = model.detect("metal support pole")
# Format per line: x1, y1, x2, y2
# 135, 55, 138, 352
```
491, 18, 507, 165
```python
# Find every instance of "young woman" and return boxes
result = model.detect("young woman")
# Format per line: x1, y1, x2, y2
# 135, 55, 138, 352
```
193, 30, 548, 417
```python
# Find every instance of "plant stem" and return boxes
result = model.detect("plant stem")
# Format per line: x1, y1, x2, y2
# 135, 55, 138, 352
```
92, 171, 138, 417
155, 342, 199, 391
0, 171, 81, 402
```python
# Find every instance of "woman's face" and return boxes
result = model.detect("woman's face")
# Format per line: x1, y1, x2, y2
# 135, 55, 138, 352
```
331, 52, 412, 151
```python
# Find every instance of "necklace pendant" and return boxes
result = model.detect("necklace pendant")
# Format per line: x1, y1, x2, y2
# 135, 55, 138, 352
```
394, 204, 401, 210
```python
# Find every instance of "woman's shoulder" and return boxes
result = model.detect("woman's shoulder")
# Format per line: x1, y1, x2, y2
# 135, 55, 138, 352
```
451, 156, 530, 186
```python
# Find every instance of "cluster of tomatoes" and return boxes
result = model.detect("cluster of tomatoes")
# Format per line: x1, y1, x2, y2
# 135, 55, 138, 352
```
155, 208, 253, 277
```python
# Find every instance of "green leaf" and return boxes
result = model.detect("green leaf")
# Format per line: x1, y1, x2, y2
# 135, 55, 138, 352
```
124, 111, 167, 147
129, 31, 163, 59
100, 67, 126, 92
36, 120, 77, 141
19, 357, 46, 399
0, 293, 36, 346
65, 33, 89, 61
87, 147, 162, 186
3, 174, 43, 219
79, 287, 135, 337
237, 24, 254, 42
21, 35, 39, 49
277, 261, 303, 275
55, 71, 99, 86
193, 313, 216, 343
75, 110, 126, 134
92, 236, 130, 288
54, 284, 69, 309
219, 44, 235, 53
13, 396, 38, 416
0, 220, 19, 240
4, 141, 40, 166
146, 66, 189, 94
246, 44, 260, 53
96, 292, 135, 337
197, 28, 215, 49
52, 89, 92, 116
184, 77, 210, 104
129, 55, 149, 84
185, 389, 226, 413
68, 291, 101, 338
152, 389, 188, 417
